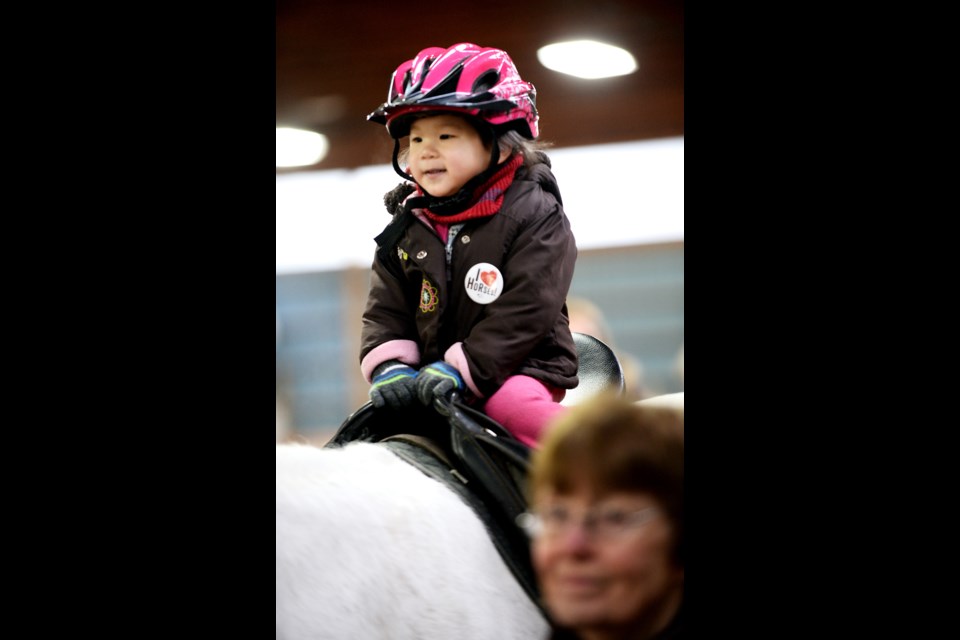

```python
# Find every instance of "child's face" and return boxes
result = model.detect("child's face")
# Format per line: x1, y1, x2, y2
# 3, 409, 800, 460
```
407, 114, 491, 197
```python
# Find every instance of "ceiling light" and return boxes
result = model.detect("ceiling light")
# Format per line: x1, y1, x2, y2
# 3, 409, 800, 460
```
536, 40, 638, 79
276, 127, 329, 168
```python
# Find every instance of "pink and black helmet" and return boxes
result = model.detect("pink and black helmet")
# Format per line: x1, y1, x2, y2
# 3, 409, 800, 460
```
367, 43, 539, 140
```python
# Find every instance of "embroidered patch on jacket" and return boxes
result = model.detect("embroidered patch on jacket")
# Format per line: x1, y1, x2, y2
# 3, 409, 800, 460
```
419, 278, 439, 313
464, 262, 503, 305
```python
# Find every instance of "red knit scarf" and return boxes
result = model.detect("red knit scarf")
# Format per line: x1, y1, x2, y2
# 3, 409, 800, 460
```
418, 154, 523, 225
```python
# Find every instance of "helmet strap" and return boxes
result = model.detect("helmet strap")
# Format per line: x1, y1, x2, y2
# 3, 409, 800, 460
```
391, 138, 413, 182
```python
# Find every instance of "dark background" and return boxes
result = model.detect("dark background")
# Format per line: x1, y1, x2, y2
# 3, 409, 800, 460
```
276, 0, 684, 172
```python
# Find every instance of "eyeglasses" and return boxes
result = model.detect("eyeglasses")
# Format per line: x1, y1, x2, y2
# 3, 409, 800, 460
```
516, 505, 659, 540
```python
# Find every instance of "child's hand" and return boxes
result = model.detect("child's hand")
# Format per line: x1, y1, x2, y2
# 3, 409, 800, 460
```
416, 361, 464, 405
369, 360, 419, 409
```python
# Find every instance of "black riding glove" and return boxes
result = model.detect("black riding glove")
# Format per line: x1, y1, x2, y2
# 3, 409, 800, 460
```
369, 359, 419, 409
415, 361, 465, 406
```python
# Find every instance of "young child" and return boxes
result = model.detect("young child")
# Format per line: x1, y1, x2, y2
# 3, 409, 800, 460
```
361, 42, 578, 447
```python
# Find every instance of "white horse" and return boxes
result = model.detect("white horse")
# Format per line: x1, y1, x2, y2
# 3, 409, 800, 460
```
275, 334, 682, 639
276, 436, 548, 640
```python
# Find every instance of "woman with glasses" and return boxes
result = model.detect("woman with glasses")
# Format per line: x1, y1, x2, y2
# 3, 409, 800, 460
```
519, 392, 684, 639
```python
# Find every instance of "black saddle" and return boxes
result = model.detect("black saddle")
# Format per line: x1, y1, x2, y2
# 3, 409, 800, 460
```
325, 332, 624, 615
564, 331, 625, 405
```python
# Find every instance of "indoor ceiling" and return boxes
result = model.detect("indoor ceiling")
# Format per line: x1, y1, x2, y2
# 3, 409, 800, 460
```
276, 0, 683, 174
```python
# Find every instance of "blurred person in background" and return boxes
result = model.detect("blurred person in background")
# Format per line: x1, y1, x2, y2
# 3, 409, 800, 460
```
566, 296, 653, 401
674, 343, 683, 389
360, 42, 578, 447
276, 390, 292, 443
520, 392, 684, 639
276, 312, 293, 443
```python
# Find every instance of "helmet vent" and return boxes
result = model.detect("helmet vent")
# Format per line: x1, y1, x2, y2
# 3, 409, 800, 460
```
393, 69, 412, 101
424, 60, 464, 99
471, 69, 500, 94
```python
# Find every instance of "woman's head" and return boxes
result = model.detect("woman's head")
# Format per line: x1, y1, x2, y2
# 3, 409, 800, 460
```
526, 392, 684, 636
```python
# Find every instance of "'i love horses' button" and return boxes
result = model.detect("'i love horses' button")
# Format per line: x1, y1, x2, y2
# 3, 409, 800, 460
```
464, 263, 503, 304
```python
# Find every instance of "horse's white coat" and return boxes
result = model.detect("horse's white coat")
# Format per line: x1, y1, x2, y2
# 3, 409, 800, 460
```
276, 441, 549, 640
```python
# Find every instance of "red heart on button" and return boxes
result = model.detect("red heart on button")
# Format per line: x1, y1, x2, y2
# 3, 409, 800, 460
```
480, 270, 497, 286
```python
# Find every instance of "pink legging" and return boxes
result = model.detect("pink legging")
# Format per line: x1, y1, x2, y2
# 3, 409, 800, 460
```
483, 375, 567, 448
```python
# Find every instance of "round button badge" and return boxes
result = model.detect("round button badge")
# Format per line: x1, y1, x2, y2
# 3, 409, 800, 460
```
464, 263, 503, 304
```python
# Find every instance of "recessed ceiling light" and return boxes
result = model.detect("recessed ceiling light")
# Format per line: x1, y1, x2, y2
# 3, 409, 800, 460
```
536, 40, 638, 79
276, 127, 329, 168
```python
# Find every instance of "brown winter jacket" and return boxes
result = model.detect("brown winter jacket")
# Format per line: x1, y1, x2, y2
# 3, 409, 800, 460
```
360, 152, 578, 399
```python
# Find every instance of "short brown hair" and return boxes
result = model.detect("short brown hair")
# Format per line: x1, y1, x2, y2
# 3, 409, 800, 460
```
528, 392, 684, 564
